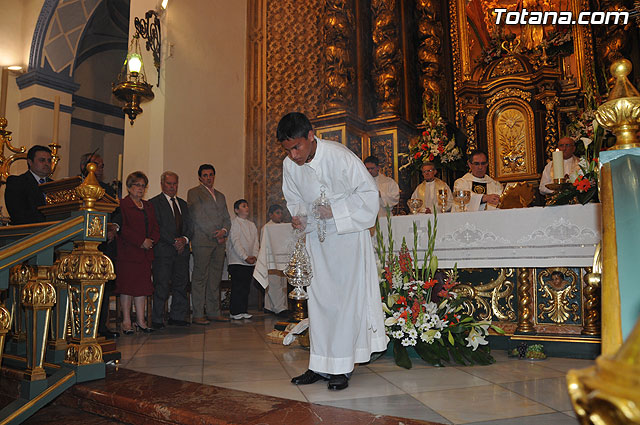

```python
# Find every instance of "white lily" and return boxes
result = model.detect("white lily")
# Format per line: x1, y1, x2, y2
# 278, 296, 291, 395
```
465, 328, 488, 351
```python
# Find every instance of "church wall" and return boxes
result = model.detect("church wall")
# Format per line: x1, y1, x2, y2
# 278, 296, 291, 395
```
123, 0, 247, 210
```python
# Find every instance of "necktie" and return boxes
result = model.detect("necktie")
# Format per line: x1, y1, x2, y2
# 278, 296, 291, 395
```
38, 178, 45, 184
171, 197, 183, 235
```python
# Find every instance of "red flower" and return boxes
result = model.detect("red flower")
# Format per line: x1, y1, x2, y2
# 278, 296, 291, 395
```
421, 143, 428, 151
400, 310, 408, 320
422, 131, 427, 136
428, 154, 434, 161
414, 152, 422, 159
573, 175, 592, 192
384, 267, 392, 284
438, 289, 449, 298
423, 279, 437, 289
397, 296, 407, 306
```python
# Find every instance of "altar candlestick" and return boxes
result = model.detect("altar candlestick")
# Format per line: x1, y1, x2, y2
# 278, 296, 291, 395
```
117, 154, 123, 182
0, 67, 8, 118
552, 149, 564, 180
52, 96, 60, 143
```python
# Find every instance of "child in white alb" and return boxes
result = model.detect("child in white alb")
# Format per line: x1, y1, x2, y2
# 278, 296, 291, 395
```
227, 199, 259, 320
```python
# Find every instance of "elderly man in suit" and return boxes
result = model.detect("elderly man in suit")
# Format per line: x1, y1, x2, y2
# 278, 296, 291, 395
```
150, 171, 193, 328
187, 164, 231, 324
5, 145, 53, 224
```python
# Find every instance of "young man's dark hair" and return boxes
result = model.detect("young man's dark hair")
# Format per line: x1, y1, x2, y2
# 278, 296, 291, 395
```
276, 112, 313, 142
198, 164, 215, 177
363, 156, 379, 166
233, 199, 248, 210
267, 204, 283, 215
27, 145, 52, 162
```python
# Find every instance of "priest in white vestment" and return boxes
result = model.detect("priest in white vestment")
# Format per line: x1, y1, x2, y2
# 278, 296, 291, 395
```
364, 155, 399, 217
453, 150, 503, 211
410, 162, 452, 213
539, 137, 581, 195
277, 112, 387, 391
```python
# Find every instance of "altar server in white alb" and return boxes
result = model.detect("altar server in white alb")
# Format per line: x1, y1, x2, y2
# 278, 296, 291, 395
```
262, 204, 289, 316
410, 162, 452, 213
539, 137, 581, 195
278, 112, 387, 391
453, 150, 503, 211
364, 155, 399, 217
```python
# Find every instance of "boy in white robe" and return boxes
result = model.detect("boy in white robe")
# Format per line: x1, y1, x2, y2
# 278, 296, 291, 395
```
453, 150, 503, 211
277, 112, 387, 391
364, 155, 400, 217
262, 204, 289, 316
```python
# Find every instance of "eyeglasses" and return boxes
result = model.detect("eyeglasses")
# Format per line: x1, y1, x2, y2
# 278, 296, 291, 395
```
422, 169, 436, 173
131, 183, 147, 188
471, 161, 487, 166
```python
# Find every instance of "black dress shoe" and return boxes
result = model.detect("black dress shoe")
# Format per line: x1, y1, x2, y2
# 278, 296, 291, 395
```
135, 323, 154, 333
291, 370, 327, 385
151, 322, 165, 330
327, 374, 349, 390
168, 319, 190, 326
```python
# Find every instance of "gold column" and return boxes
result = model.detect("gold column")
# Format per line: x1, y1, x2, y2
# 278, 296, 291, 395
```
515, 267, 536, 334
462, 104, 482, 155
322, 0, 355, 113
22, 267, 56, 381
415, 0, 443, 114
582, 244, 602, 336
7, 264, 33, 349
47, 256, 70, 356
371, 0, 402, 116
535, 92, 559, 161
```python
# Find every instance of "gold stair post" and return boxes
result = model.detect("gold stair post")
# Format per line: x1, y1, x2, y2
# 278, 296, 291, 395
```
21, 266, 56, 382
515, 267, 536, 334
46, 256, 70, 362
6, 264, 33, 354
58, 162, 114, 381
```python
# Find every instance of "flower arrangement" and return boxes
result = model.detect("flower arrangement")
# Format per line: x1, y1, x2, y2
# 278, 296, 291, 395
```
399, 99, 462, 177
375, 212, 503, 368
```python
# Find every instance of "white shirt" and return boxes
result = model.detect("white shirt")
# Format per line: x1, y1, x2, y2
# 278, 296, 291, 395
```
374, 173, 400, 217
539, 156, 581, 195
453, 173, 503, 211
226, 216, 259, 265
282, 137, 387, 375
411, 178, 452, 213
163, 193, 182, 215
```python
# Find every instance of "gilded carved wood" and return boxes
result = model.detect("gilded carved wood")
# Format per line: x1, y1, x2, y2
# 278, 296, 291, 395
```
415, 0, 443, 112
371, 0, 402, 115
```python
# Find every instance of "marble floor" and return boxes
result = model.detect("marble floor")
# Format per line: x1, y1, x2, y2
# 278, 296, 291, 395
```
116, 312, 592, 425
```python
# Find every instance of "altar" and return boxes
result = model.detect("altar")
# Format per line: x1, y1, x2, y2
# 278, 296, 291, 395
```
254, 203, 603, 343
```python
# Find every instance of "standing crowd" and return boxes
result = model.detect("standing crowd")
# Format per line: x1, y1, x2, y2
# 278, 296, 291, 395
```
4, 146, 289, 338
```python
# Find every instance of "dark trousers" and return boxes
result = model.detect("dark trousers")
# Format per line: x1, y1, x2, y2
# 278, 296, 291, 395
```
152, 254, 190, 323
228, 264, 255, 315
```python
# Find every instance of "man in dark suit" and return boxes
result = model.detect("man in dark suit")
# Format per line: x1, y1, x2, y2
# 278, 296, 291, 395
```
5, 145, 53, 225
150, 171, 193, 328
80, 152, 120, 339
187, 164, 231, 324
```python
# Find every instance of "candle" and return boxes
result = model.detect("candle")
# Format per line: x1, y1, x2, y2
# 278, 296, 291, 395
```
117, 154, 123, 182
52, 96, 60, 143
0, 67, 8, 118
552, 149, 563, 180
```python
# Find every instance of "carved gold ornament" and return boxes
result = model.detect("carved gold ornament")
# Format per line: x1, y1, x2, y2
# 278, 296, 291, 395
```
516, 268, 535, 333
487, 89, 532, 106
371, 0, 402, 114
87, 214, 106, 239
69, 286, 81, 336
45, 189, 80, 205
490, 57, 525, 78
537, 268, 580, 324
0, 306, 11, 331
595, 59, 640, 150
83, 287, 100, 336
65, 343, 102, 365
453, 268, 516, 321
22, 280, 56, 307
75, 163, 105, 211
56, 241, 115, 282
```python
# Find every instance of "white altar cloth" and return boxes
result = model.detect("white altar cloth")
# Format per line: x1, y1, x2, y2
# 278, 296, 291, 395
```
379, 203, 601, 268
253, 204, 602, 286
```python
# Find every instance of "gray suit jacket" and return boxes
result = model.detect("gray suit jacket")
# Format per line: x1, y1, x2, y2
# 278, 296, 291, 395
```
150, 193, 193, 258
186, 185, 231, 247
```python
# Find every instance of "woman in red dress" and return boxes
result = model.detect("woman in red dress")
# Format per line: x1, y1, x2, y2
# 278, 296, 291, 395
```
115, 171, 160, 334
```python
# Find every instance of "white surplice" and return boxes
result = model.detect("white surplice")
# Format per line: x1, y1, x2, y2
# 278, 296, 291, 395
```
411, 178, 452, 213
374, 173, 399, 217
453, 173, 503, 211
282, 137, 388, 375
262, 220, 288, 314
539, 156, 581, 194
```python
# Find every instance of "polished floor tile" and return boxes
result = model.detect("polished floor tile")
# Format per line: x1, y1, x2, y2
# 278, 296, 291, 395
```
464, 412, 579, 425
318, 394, 453, 424
412, 384, 554, 424
458, 360, 566, 384
500, 376, 573, 411
118, 312, 587, 425
379, 367, 491, 393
